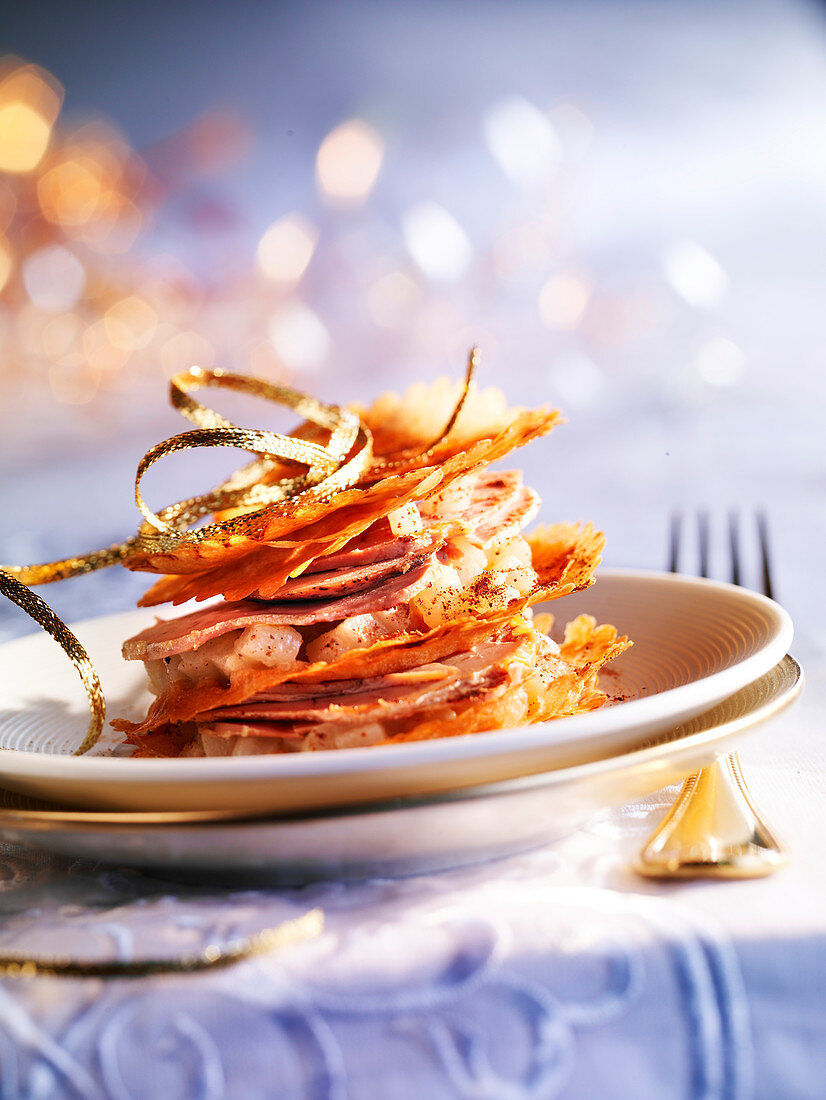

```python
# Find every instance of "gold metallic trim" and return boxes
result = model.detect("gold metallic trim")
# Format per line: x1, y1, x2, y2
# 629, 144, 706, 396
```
0, 907, 323, 979
0, 571, 105, 757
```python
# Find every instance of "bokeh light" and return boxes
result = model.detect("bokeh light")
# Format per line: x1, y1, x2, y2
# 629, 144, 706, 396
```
0, 103, 52, 173
22, 246, 86, 311
40, 311, 82, 362
104, 296, 158, 351
160, 330, 216, 376
0, 53, 296, 451
664, 241, 728, 309
48, 358, 100, 405
0, 28, 758, 468
695, 336, 747, 387
15, 303, 49, 356
316, 119, 384, 205
0, 62, 62, 173
38, 127, 145, 252
483, 95, 560, 188
268, 302, 329, 372
539, 272, 592, 330
39, 156, 107, 227
256, 213, 318, 284
402, 202, 472, 282
247, 338, 283, 378
82, 319, 131, 373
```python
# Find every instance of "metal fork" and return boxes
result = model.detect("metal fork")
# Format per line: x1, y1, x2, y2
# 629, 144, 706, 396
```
634, 511, 786, 879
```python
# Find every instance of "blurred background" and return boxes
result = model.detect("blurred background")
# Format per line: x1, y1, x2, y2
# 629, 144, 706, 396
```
1, 0, 825, 640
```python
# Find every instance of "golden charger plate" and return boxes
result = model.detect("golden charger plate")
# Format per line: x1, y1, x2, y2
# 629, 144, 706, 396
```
0, 655, 801, 882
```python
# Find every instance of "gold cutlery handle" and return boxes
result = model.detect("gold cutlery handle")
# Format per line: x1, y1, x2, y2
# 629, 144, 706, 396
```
635, 752, 786, 879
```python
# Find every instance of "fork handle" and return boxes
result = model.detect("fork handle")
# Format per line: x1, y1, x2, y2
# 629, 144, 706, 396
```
635, 752, 786, 879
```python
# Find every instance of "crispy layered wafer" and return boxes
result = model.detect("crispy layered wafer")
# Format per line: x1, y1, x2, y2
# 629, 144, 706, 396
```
116, 376, 629, 757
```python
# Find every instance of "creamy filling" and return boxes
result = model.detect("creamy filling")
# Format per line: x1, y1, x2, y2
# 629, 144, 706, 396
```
144, 623, 303, 695
304, 606, 415, 663
410, 532, 537, 629
418, 478, 475, 520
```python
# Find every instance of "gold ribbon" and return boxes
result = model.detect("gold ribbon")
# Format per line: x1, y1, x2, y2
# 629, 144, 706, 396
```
0, 907, 323, 978
0, 351, 478, 756
0, 571, 105, 757
1, 367, 373, 755
370, 346, 478, 471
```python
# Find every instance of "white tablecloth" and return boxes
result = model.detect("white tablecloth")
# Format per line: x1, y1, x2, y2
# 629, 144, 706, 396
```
0, 695, 823, 1099
2, 0, 826, 1095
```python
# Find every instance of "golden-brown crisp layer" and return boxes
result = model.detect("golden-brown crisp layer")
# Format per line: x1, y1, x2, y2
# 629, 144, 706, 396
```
128, 380, 561, 605
385, 614, 629, 744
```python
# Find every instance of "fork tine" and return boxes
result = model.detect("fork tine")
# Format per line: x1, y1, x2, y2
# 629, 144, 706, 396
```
698, 510, 710, 579
756, 511, 775, 600
728, 511, 741, 587
668, 512, 682, 573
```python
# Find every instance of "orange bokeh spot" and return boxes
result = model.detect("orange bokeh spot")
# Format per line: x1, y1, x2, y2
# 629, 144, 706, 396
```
0, 61, 63, 173
0, 237, 13, 293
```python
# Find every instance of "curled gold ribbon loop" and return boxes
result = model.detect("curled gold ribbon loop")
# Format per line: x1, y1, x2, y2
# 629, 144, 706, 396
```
170, 366, 345, 434
132, 367, 366, 541
134, 426, 337, 534
0, 570, 105, 756
371, 347, 478, 470
130, 419, 372, 554
169, 365, 359, 480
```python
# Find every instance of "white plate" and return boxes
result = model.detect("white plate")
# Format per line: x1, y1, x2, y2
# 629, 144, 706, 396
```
0, 570, 793, 813
0, 657, 802, 881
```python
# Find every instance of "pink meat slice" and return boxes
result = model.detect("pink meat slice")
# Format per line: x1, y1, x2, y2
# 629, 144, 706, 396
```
466, 472, 539, 543
271, 530, 447, 601
205, 682, 444, 720
300, 526, 440, 575
248, 665, 454, 702
123, 560, 432, 661
200, 638, 523, 726
200, 667, 508, 732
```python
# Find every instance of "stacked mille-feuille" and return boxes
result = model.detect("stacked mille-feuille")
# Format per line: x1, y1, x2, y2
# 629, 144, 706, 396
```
114, 377, 629, 756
